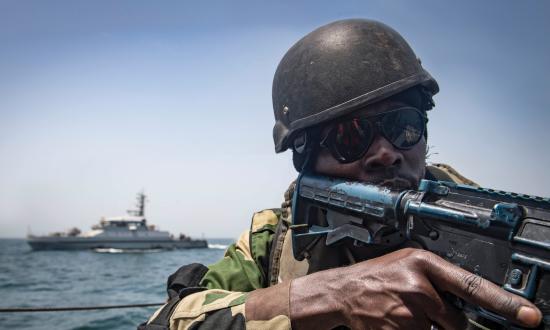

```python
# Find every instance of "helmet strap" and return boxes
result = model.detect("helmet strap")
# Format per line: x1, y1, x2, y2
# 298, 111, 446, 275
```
292, 129, 320, 172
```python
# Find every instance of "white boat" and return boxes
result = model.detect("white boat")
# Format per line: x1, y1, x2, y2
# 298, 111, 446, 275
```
27, 193, 208, 251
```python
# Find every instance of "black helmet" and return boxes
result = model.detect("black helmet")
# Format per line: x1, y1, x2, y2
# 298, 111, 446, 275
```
272, 19, 439, 153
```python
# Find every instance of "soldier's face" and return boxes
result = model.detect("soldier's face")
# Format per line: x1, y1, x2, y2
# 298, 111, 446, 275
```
314, 99, 427, 189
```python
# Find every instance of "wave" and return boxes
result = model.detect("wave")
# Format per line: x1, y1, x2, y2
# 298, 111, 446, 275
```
208, 244, 228, 250
0, 282, 27, 289
93, 248, 163, 254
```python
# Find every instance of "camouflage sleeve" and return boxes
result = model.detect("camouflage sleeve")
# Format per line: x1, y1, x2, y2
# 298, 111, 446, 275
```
166, 209, 291, 330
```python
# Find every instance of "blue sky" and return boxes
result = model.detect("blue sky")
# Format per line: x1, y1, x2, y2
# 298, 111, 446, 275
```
1, 1, 549, 238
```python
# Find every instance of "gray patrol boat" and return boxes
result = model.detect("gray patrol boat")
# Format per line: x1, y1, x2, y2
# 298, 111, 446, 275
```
27, 193, 208, 251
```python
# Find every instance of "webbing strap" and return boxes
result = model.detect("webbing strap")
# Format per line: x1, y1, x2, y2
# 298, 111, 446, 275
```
138, 263, 209, 330
268, 181, 295, 285
166, 263, 209, 299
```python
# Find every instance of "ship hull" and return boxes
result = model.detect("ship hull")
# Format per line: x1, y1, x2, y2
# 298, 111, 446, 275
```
27, 237, 208, 251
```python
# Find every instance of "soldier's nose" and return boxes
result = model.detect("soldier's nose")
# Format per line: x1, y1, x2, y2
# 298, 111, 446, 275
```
362, 136, 403, 170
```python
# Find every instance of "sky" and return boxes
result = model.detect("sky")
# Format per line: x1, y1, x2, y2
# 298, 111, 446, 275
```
1, 1, 549, 239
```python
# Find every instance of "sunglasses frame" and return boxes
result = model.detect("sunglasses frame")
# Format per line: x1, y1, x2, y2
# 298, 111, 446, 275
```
319, 107, 427, 164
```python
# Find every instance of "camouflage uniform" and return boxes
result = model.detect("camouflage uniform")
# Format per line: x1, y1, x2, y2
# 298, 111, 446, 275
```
143, 164, 477, 330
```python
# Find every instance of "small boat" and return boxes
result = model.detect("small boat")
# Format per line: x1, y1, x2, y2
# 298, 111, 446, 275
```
27, 192, 208, 251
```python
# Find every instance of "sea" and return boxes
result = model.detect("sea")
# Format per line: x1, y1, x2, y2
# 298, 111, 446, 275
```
0, 238, 233, 330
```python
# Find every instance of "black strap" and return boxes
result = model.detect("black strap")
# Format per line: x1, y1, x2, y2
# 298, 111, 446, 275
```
138, 263, 209, 330
267, 213, 289, 286
166, 263, 209, 299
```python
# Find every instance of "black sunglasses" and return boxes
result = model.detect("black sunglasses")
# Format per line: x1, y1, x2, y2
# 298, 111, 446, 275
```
320, 107, 426, 164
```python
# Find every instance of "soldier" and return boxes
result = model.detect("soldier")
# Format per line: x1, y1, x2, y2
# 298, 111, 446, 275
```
142, 19, 542, 329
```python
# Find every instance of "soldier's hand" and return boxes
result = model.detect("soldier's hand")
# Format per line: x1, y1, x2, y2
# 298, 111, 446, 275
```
290, 248, 542, 329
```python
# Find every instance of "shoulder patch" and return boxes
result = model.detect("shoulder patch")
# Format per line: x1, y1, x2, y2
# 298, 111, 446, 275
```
251, 209, 281, 233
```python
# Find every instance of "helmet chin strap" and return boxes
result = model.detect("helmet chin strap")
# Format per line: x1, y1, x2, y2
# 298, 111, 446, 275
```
292, 129, 321, 173
300, 148, 315, 173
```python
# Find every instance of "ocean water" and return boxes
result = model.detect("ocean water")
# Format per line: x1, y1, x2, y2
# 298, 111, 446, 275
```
0, 238, 233, 330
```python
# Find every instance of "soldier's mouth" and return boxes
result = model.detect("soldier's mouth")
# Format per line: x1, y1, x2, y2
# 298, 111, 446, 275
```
355, 167, 419, 189
356, 175, 414, 189
378, 178, 413, 190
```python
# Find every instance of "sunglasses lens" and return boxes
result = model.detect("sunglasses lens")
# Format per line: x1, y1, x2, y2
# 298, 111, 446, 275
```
329, 119, 373, 162
381, 108, 424, 149
323, 108, 425, 163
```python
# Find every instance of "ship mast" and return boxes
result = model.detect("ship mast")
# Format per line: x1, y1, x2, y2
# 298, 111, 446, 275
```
137, 192, 146, 217
127, 191, 146, 217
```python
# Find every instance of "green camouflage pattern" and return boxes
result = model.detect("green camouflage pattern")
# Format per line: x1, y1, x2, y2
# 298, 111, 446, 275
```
200, 209, 281, 291
167, 209, 292, 329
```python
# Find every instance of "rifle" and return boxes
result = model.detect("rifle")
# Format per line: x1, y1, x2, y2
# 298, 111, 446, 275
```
291, 173, 550, 329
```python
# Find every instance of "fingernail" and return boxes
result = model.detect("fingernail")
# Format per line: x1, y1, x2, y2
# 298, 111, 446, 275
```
517, 306, 540, 325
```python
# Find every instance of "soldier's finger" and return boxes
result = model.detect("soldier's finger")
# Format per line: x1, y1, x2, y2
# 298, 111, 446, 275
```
421, 252, 542, 328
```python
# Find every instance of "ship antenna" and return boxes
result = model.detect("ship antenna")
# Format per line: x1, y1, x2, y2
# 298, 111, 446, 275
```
137, 191, 146, 217
127, 191, 147, 217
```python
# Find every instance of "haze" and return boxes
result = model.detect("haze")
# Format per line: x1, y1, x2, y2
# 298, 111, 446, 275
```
1, 1, 549, 238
